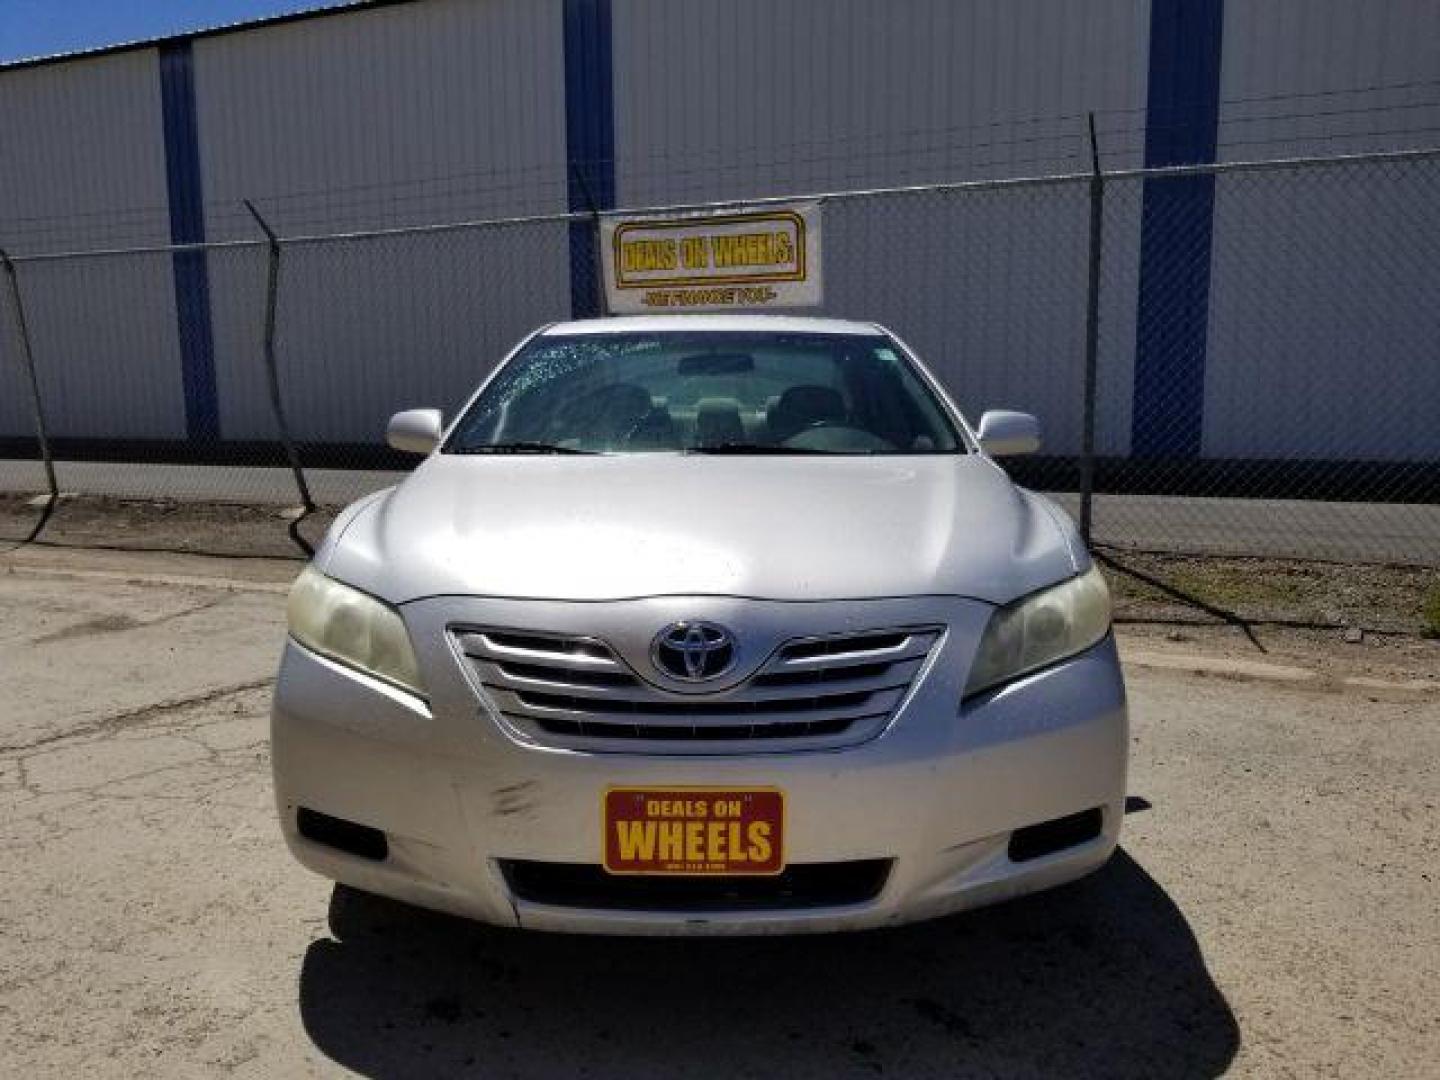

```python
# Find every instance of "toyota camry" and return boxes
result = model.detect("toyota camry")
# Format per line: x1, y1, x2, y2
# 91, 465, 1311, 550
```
272, 314, 1127, 934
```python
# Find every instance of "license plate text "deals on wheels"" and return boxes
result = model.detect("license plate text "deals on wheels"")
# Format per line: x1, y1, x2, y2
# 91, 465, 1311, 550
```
603, 788, 784, 875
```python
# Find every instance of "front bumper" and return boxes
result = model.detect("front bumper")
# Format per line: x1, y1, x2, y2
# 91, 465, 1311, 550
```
271, 594, 1128, 935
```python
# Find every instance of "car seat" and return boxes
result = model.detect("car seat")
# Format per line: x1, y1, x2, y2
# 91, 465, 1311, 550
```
768, 385, 847, 443
695, 397, 746, 448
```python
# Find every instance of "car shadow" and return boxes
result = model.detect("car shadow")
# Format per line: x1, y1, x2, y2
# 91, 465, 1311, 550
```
298, 848, 1238, 1078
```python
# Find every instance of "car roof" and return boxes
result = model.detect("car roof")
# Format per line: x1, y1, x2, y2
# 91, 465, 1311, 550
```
538, 314, 887, 337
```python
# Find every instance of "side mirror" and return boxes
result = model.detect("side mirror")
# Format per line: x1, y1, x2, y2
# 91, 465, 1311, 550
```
386, 408, 444, 455
975, 410, 1041, 456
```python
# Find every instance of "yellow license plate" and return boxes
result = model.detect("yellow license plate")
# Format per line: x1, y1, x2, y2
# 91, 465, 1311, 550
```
602, 787, 785, 875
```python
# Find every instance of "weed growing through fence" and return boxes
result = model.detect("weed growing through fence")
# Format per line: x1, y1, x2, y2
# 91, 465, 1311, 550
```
1422, 582, 1440, 639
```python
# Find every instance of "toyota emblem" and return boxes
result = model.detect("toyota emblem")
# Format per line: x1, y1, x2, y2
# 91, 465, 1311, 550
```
652, 621, 736, 682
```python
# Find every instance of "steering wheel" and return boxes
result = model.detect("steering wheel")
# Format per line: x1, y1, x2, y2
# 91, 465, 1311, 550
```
556, 385, 653, 448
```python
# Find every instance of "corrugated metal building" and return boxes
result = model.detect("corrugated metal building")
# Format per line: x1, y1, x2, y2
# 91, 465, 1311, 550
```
0, 0, 1437, 464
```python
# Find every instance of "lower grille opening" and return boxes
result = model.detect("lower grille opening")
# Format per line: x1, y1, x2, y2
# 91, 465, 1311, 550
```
524, 714, 860, 741
500, 859, 892, 912
1007, 807, 1104, 863
297, 807, 388, 861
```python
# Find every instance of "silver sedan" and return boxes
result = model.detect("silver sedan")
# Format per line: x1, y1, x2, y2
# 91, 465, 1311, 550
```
272, 314, 1127, 934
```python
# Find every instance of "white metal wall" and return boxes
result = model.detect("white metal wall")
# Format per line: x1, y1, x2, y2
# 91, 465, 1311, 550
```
612, 0, 1152, 204
192, 0, 572, 443
1204, 0, 1440, 460
0, 0, 1436, 461
1217, 0, 1440, 162
612, 0, 1151, 453
194, 0, 571, 239
0, 49, 172, 252
0, 50, 188, 439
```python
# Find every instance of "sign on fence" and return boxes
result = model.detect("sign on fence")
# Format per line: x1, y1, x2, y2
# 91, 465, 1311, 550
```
601, 201, 822, 314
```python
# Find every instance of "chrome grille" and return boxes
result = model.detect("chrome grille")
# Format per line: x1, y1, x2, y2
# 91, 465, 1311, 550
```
454, 626, 942, 754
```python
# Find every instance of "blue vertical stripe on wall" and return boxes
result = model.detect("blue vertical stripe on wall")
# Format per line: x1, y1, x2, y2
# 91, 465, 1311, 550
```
158, 41, 219, 442
1131, 0, 1225, 458
563, 0, 615, 318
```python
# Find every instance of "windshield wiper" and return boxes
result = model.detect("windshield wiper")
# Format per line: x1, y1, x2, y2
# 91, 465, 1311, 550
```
686, 443, 835, 455
452, 442, 594, 455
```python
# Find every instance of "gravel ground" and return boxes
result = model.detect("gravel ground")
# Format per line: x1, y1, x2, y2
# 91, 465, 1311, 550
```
1, 552, 1437, 1078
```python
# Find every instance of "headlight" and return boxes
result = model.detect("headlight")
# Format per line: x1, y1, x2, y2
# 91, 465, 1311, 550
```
964, 565, 1111, 699
287, 566, 424, 697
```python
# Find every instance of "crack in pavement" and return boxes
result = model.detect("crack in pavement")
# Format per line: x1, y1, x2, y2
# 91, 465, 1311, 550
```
0, 678, 274, 756
29, 594, 231, 646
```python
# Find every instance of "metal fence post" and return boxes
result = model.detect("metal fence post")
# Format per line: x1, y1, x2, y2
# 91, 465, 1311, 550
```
594, 209, 609, 316
1078, 114, 1104, 546
0, 247, 59, 502
570, 163, 609, 316
243, 200, 314, 511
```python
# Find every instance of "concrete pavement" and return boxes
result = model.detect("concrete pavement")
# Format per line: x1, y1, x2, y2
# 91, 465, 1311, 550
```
2, 548, 1437, 1077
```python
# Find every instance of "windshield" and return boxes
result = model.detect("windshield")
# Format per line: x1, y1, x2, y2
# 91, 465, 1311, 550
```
444, 330, 965, 455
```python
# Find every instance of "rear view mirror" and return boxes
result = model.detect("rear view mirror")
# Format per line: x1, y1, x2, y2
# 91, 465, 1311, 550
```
386, 408, 444, 455
975, 410, 1041, 456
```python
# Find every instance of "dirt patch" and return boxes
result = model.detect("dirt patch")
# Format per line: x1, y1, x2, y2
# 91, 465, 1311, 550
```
1099, 550, 1440, 683
0, 493, 334, 560
1100, 549, 1440, 637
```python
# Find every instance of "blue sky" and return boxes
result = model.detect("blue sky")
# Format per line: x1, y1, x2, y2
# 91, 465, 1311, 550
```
0, 1, 344, 63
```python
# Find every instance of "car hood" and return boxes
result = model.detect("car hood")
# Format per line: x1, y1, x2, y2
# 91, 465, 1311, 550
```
321, 454, 1082, 605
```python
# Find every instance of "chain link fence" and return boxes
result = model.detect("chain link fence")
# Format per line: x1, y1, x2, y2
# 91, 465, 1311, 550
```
2, 148, 1438, 566
1089, 152, 1440, 564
